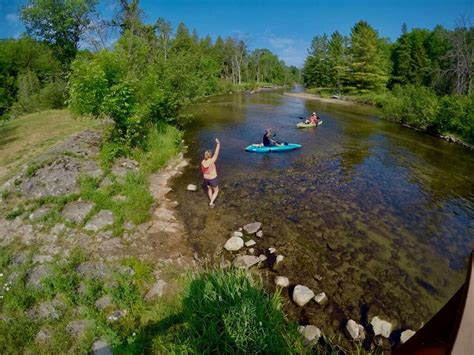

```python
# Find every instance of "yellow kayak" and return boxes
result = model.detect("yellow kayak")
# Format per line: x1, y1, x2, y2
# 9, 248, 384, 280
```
296, 121, 323, 128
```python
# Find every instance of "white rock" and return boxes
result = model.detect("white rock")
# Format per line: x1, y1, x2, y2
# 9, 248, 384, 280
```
345, 319, 365, 341
293, 285, 315, 307
245, 239, 256, 247
243, 222, 261, 234
224, 236, 244, 251
298, 325, 321, 345
275, 255, 284, 264
274, 276, 290, 288
400, 329, 416, 344
268, 247, 276, 254
256, 230, 263, 238
371, 316, 393, 338
258, 254, 267, 261
231, 231, 243, 238
314, 292, 328, 305
232, 255, 260, 268
186, 184, 197, 191
248, 248, 255, 254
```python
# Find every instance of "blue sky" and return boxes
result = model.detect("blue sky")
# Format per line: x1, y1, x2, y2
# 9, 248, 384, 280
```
1, 0, 472, 66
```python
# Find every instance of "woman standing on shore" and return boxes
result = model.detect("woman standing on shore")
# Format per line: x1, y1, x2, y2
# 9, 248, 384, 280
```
201, 138, 220, 207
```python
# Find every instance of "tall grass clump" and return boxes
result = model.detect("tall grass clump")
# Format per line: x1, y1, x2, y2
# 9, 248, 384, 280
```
152, 267, 306, 353
139, 124, 183, 174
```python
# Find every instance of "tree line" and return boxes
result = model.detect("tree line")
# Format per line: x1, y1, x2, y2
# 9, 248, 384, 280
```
303, 20, 474, 144
0, 0, 299, 122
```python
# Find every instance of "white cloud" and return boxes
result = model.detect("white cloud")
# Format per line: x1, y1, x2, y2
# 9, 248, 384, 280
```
265, 33, 307, 67
6, 13, 19, 25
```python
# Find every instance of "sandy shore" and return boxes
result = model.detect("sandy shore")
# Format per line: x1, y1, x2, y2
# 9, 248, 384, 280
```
283, 92, 356, 106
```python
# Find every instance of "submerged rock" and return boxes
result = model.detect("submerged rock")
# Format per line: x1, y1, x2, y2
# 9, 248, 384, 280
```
274, 276, 290, 288
231, 231, 243, 238
371, 316, 392, 338
258, 254, 267, 261
29, 205, 52, 221
345, 319, 365, 341
256, 230, 263, 238
95, 295, 113, 310
27, 265, 52, 289
298, 325, 321, 345
107, 309, 128, 322
66, 319, 92, 338
233, 255, 260, 268
92, 339, 112, 355
35, 327, 52, 343
314, 292, 328, 305
145, 280, 167, 300
243, 222, 261, 234
187, 184, 198, 191
275, 255, 284, 264
293, 285, 315, 307
268, 247, 276, 254
400, 329, 416, 344
224, 236, 244, 251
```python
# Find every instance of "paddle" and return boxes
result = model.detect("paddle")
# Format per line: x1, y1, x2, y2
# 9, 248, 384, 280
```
298, 116, 306, 120
273, 133, 288, 145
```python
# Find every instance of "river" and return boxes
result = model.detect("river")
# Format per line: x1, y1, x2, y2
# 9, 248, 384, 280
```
170, 88, 474, 343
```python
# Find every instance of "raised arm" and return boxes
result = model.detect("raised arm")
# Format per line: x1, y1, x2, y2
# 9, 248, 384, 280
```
210, 138, 220, 163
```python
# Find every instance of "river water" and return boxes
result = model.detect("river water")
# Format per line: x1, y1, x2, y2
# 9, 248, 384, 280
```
170, 88, 474, 343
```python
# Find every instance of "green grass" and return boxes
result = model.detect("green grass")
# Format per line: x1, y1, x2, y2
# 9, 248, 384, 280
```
0, 109, 97, 184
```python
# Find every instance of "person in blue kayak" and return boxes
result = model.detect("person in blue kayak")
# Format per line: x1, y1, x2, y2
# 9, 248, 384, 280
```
263, 128, 282, 146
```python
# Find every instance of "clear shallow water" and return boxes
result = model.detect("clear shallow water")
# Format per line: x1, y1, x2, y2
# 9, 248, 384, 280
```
171, 89, 474, 339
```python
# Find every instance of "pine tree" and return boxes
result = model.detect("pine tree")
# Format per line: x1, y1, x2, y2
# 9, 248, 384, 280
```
349, 21, 389, 92
328, 31, 348, 91
303, 34, 331, 87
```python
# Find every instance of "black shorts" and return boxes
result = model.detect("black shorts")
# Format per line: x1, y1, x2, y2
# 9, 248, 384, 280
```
205, 177, 218, 188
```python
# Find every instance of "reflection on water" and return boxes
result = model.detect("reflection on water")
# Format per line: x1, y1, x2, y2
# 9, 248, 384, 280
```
171, 89, 474, 339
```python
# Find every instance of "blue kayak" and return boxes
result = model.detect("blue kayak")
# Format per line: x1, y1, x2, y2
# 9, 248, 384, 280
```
245, 143, 302, 153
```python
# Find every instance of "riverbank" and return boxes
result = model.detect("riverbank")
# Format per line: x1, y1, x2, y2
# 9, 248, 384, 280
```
284, 92, 357, 106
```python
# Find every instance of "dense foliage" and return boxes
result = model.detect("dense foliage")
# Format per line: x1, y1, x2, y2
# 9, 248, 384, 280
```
303, 20, 474, 143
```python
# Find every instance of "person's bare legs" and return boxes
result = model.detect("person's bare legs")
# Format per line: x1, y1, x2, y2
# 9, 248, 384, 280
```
210, 186, 219, 206
207, 186, 213, 203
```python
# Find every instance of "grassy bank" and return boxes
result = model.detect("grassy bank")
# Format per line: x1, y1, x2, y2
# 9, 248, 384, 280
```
0, 110, 98, 183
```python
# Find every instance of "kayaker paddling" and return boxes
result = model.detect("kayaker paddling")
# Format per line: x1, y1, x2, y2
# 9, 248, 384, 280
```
201, 138, 220, 208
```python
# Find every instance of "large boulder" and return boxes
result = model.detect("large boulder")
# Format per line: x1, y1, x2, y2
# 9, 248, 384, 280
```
224, 236, 244, 251
84, 210, 115, 231
232, 255, 260, 268
345, 319, 365, 341
293, 285, 315, 307
62, 201, 94, 224
370, 316, 393, 338
243, 222, 261, 234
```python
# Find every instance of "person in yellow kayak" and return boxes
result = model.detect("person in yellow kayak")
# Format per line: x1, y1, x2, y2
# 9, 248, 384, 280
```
305, 112, 319, 125
201, 138, 220, 208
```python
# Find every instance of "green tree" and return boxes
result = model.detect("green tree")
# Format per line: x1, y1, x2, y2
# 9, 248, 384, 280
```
303, 34, 331, 88
20, 0, 98, 65
328, 31, 348, 90
349, 21, 389, 92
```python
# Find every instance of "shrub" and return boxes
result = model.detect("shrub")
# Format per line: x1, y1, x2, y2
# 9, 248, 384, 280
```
37, 79, 67, 109
436, 94, 474, 143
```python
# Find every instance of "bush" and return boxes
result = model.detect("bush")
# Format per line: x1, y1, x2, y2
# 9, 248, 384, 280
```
152, 268, 306, 353
37, 79, 67, 109
436, 94, 474, 143
382, 84, 439, 129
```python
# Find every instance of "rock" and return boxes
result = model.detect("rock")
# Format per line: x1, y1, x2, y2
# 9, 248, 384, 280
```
245, 239, 256, 247
224, 236, 244, 251
275, 255, 284, 264
62, 201, 94, 224
233, 255, 260, 268
256, 230, 263, 238
314, 292, 328, 305
27, 265, 52, 289
95, 295, 113, 310
231, 231, 243, 238
268, 247, 276, 254
35, 327, 52, 343
345, 319, 365, 341
84, 210, 115, 231
258, 254, 267, 262
92, 339, 112, 355
243, 222, 261, 234
293, 285, 315, 307
371, 316, 393, 338
66, 319, 91, 338
313, 274, 323, 282
29, 205, 52, 221
51, 223, 66, 235
274, 276, 290, 288
112, 158, 139, 179
187, 184, 198, 191
144, 280, 167, 301
76, 261, 109, 280
28, 300, 64, 320
107, 309, 127, 322
298, 325, 321, 345
400, 329, 416, 344
248, 248, 255, 254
